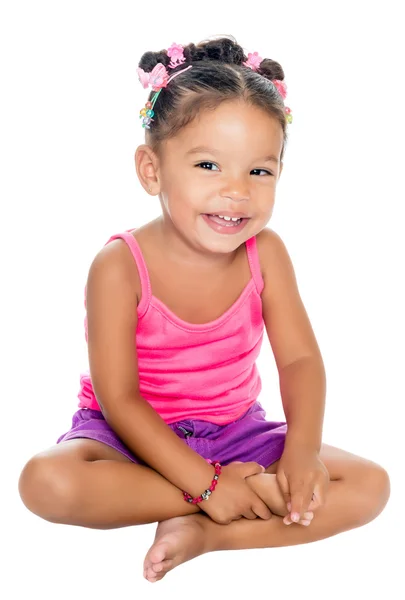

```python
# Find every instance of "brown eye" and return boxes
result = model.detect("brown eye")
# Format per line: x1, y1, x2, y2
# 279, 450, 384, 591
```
251, 169, 273, 176
196, 162, 219, 170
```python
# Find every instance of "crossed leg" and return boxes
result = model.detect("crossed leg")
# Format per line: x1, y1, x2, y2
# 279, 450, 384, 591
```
143, 442, 390, 582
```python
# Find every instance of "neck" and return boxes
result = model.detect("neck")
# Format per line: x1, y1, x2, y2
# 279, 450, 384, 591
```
154, 216, 238, 270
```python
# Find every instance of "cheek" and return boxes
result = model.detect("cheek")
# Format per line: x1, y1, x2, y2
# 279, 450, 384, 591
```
256, 195, 274, 210
166, 172, 197, 200
257, 201, 275, 223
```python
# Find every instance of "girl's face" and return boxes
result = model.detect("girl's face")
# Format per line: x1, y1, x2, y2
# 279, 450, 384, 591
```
148, 100, 283, 256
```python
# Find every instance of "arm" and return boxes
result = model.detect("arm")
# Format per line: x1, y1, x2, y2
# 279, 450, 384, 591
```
86, 240, 213, 496
279, 357, 326, 452
259, 228, 326, 452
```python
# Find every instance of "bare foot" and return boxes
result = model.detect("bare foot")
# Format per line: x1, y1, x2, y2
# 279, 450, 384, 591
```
143, 513, 209, 583
247, 472, 314, 526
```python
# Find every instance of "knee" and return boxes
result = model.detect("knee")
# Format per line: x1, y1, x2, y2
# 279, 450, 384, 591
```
355, 463, 391, 525
18, 455, 79, 523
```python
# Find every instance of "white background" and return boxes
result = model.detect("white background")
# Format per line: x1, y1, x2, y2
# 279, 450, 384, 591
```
1, 0, 404, 598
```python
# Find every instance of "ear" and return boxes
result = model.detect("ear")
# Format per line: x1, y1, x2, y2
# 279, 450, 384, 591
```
134, 144, 161, 195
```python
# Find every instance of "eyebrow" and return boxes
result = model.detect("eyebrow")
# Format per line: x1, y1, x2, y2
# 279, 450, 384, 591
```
185, 146, 280, 164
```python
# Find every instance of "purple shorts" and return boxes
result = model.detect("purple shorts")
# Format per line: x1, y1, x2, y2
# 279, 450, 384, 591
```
56, 400, 288, 469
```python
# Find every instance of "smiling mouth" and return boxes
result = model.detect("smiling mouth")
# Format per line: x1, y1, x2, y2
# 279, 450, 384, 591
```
201, 213, 250, 234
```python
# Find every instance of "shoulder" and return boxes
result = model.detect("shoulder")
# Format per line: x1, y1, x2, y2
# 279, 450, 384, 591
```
255, 226, 296, 289
87, 235, 141, 304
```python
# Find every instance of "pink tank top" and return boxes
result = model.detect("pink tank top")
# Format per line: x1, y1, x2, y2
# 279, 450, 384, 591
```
77, 228, 265, 425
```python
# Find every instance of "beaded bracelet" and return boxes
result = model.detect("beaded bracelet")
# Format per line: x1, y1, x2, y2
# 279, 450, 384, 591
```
183, 460, 222, 503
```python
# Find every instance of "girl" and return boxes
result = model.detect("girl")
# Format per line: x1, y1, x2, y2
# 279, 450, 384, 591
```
18, 35, 390, 583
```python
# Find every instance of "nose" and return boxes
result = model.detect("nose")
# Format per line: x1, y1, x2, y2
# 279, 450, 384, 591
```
220, 176, 250, 202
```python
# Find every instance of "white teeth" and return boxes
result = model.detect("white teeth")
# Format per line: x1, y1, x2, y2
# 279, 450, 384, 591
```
216, 215, 241, 221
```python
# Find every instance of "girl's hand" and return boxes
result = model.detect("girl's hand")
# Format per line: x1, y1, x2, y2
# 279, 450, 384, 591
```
197, 462, 273, 525
276, 442, 330, 525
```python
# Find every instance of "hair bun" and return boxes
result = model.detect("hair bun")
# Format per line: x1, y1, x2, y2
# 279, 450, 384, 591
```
186, 34, 245, 65
256, 58, 285, 82
138, 49, 171, 73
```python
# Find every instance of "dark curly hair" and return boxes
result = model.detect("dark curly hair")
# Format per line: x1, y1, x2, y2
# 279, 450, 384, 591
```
138, 34, 289, 162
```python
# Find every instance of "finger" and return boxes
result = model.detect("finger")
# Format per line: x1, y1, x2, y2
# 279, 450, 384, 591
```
242, 508, 259, 520
283, 514, 293, 525
289, 488, 305, 522
290, 481, 316, 521
253, 499, 273, 520
286, 502, 314, 518
284, 512, 313, 526
299, 511, 314, 526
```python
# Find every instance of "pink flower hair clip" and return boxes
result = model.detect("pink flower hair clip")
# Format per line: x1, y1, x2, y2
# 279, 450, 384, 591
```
137, 43, 192, 129
243, 51, 262, 71
243, 51, 293, 124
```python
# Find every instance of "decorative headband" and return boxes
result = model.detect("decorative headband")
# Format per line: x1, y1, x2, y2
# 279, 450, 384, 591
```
137, 43, 293, 129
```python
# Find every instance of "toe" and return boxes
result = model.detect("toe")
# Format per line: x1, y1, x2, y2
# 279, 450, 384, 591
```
157, 559, 174, 579
163, 558, 174, 571
145, 567, 160, 582
150, 543, 167, 563
143, 552, 154, 573
143, 541, 170, 576
145, 559, 174, 582
152, 563, 163, 573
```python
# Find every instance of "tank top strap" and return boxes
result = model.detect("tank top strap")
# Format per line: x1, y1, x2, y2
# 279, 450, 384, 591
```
105, 228, 152, 318
245, 235, 264, 295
